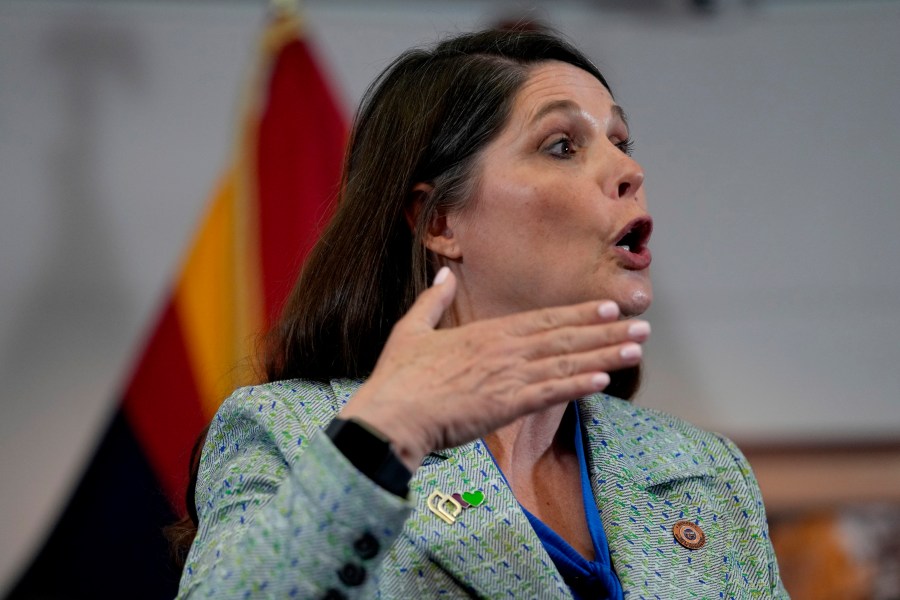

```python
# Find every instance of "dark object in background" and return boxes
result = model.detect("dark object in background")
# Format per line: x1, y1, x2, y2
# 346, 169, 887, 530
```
8, 411, 181, 600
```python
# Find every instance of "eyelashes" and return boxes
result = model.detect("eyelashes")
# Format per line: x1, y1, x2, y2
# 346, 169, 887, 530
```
544, 135, 636, 158
616, 137, 635, 156
546, 137, 576, 158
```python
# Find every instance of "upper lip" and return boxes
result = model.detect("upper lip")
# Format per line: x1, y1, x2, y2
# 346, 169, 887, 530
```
613, 216, 653, 251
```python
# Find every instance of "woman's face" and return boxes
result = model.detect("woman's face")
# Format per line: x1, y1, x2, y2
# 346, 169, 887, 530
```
443, 61, 652, 321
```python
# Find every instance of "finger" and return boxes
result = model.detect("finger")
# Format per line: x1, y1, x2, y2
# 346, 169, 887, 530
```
522, 319, 650, 359
504, 300, 620, 336
514, 372, 612, 414
399, 266, 457, 332
520, 342, 643, 383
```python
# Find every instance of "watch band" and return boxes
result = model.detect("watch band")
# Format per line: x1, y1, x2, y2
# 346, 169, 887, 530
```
325, 417, 412, 498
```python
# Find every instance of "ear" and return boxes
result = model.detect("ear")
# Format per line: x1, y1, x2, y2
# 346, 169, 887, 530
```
406, 183, 462, 260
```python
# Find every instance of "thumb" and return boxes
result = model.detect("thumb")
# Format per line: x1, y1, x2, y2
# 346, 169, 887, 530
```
404, 266, 457, 332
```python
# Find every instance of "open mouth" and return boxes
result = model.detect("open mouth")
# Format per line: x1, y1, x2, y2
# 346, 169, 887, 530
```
614, 217, 653, 254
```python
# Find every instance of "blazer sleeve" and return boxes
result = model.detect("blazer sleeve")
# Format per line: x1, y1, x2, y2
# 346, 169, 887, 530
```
716, 434, 790, 599
176, 384, 414, 600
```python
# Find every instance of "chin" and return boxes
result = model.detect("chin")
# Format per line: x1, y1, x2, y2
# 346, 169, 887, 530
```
618, 285, 653, 317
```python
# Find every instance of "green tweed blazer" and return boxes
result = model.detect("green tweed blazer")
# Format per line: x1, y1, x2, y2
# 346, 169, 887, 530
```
177, 379, 788, 599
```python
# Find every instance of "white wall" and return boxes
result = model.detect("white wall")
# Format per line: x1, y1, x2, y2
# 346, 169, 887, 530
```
1, 0, 898, 593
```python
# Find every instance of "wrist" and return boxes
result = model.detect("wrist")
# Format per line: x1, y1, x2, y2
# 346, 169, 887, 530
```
339, 387, 430, 472
326, 417, 413, 497
338, 409, 428, 473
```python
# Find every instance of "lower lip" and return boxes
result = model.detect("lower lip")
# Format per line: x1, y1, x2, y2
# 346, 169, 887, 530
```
614, 246, 652, 270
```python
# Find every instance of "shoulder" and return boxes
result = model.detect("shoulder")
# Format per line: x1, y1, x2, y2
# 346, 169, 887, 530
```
212, 378, 362, 434
581, 393, 755, 479
195, 378, 363, 510
631, 402, 754, 474
595, 395, 765, 519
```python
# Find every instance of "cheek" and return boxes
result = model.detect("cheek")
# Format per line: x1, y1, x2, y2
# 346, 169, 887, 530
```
466, 175, 548, 236
520, 180, 598, 234
458, 173, 611, 265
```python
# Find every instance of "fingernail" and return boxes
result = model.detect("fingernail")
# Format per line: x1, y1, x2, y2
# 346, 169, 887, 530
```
592, 373, 610, 389
620, 343, 642, 360
433, 267, 450, 286
628, 321, 651, 340
598, 301, 619, 319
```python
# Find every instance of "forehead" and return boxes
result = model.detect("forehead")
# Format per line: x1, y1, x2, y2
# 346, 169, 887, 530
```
510, 61, 617, 127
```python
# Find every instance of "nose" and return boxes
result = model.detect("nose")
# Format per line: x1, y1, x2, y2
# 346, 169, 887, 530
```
606, 154, 645, 201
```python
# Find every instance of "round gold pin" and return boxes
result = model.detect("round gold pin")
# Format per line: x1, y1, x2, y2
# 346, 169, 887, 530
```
673, 520, 706, 550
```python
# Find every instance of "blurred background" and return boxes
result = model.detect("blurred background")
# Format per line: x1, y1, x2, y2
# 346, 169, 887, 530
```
1, 0, 898, 598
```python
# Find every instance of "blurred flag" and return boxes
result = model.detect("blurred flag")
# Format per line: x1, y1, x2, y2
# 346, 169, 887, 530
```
9, 4, 346, 598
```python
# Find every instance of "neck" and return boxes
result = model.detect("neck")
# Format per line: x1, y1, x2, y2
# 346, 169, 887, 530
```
483, 403, 576, 487
448, 281, 579, 482
437, 268, 535, 328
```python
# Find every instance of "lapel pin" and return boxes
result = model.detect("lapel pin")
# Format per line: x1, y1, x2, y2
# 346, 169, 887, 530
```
452, 490, 485, 509
427, 489, 486, 524
427, 491, 463, 525
673, 520, 706, 550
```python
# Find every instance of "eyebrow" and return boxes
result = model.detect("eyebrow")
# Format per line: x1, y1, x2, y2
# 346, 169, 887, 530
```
612, 104, 630, 130
529, 98, 630, 131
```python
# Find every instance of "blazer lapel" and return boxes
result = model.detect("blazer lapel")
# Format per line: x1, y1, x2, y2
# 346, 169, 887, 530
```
578, 395, 733, 597
403, 440, 571, 600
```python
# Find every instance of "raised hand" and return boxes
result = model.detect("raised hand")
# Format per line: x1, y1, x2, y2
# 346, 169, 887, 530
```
339, 267, 650, 471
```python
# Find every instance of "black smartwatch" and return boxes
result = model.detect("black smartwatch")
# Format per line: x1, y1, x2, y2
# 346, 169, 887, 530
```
325, 418, 412, 498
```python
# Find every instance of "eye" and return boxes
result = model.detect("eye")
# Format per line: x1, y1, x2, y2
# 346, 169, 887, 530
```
615, 137, 635, 156
545, 136, 576, 159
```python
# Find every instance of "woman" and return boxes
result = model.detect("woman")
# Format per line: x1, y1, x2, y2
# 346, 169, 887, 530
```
176, 29, 787, 599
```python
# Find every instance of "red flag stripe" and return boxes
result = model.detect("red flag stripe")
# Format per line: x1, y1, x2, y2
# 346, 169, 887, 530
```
122, 300, 207, 508
257, 38, 347, 325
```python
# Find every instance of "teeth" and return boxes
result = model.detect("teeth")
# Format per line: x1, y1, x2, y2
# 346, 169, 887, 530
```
619, 245, 630, 252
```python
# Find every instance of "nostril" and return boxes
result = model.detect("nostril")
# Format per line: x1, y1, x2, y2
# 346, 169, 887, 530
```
618, 181, 630, 198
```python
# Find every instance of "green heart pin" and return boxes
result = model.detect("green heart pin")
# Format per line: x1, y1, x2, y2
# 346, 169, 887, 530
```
461, 490, 485, 507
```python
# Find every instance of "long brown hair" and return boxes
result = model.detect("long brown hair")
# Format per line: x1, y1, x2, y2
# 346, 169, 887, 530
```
170, 27, 639, 571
